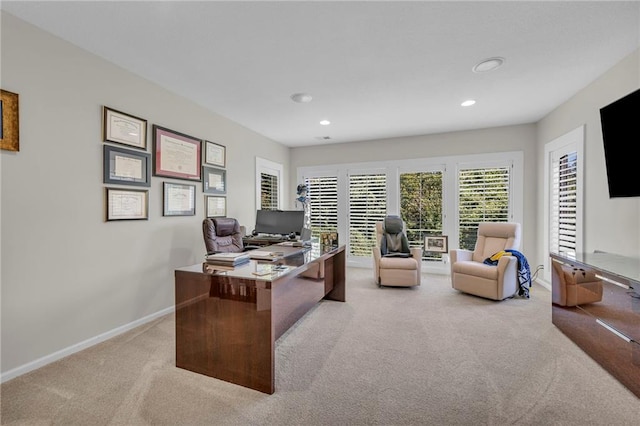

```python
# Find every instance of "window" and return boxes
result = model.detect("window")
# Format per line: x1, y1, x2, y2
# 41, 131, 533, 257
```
348, 173, 386, 256
305, 175, 338, 235
399, 171, 443, 260
255, 157, 282, 210
298, 151, 523, 269
260, 173, 278, 210
550, 151, 577, 256
544, 126, 583, 285
458, 166, 511, 250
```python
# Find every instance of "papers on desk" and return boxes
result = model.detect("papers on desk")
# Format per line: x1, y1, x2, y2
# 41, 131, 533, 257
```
249, 250, 285, 260
205, 252, 250, 266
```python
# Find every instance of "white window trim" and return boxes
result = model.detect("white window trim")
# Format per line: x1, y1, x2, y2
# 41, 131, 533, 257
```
542, 126, 584, 288
255, 157, 283, 210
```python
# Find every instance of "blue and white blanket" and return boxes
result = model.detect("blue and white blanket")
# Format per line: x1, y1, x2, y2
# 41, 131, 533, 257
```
483, 249, 532, 298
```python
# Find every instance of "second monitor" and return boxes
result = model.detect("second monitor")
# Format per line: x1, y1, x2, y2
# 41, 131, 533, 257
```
254, 210, 305, 236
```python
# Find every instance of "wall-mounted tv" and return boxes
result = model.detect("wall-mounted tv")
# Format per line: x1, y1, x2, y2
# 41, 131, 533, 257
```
599, 88, 640, 198
254, 210, 305, 236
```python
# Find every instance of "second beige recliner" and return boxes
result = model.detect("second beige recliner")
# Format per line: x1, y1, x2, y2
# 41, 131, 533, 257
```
450, 222, 521, 300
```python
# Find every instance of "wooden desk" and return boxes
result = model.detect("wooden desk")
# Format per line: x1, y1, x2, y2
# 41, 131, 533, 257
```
175, 244, 346, 394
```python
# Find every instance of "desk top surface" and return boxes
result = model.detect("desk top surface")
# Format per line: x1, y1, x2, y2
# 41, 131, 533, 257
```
177, 243, 343, 281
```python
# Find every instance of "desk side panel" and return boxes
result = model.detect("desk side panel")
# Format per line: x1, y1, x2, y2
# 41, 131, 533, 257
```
175, 270, 275, 394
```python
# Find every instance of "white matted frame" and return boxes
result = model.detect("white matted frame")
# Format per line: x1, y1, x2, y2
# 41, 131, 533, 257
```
163, 182, 196, 216
206, 195, 227, 217
204, 140, 226, 167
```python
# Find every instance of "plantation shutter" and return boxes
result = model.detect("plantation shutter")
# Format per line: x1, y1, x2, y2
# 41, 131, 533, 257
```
458, 166, 510, 250
550, 151, 577, 256
260, 173, 279, 210
305, 176, 338, 234
348, 173, 387, 257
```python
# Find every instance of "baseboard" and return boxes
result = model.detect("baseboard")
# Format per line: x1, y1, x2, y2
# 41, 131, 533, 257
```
0, 306, 174, 384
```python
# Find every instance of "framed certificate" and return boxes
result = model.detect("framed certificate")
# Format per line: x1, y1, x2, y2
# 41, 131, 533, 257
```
204, 140, 226, 167
202, 165, 226, 194
103, 145, 151, 187
105, 188, 149, 221
103, 106, 147, 150
206, 195, 227, 217
163, 182, 196, 216
152, 125, 202, 181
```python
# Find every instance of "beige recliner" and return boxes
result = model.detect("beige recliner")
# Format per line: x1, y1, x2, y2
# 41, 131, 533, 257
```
372, 216, 422, 287
450, 222, 521, 300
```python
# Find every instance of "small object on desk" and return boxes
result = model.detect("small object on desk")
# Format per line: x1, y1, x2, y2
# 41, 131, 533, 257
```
205, 252, 250, 266
249, 250, 283, 260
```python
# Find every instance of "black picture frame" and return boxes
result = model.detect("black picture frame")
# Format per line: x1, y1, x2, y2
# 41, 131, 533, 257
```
105, 187, 149, 221
102, 106, 148, 150
103, 145, 151, 187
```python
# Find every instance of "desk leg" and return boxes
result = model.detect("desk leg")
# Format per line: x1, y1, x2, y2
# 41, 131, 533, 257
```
324, 247, 346, 302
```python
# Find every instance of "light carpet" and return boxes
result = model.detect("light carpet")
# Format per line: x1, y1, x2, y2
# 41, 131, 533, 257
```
2, 267, 639, 425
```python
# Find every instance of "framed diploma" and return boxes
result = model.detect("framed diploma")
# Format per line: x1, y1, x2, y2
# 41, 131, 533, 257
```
105, 188, 149, 221
1, 89, 19, 152
103, 106, 147, 150
204, 140, 226, 167
202, 165, 226, 194
206, 195, 227, 217
152, 125, 201, 181
103, 145, 151, 187
163, 182, 196, 216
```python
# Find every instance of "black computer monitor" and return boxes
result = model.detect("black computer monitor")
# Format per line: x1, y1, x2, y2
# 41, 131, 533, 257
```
254, 210, 305, 236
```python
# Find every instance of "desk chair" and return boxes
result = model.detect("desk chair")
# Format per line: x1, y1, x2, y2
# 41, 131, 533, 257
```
203, 217, 255, 254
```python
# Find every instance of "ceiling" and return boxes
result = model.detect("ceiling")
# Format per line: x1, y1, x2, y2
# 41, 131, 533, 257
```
2, 1, 639, 147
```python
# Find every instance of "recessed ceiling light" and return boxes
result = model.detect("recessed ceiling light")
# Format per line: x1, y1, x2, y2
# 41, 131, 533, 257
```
320, 120, 331, 125
472, 57, 505, 73
290, 93, 313, 103
461, 99, 476, 107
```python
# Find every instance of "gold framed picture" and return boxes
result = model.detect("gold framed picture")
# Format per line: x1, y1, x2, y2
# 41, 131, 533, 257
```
1, 89, 19, 152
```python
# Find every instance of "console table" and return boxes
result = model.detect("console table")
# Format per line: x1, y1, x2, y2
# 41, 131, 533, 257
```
550, 251, 640, 398
174, 244, 346, 394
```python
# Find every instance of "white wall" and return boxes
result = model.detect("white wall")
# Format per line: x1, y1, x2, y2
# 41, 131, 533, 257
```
536, 48, 640, 265
0, 13, 289, 376
290, 124, 539, 266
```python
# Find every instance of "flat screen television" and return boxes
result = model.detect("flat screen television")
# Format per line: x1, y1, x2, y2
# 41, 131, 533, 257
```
254, 210, 305, 236
599, 88, 640, 198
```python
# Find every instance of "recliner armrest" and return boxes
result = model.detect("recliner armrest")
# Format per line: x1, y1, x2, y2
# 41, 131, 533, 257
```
450, 249, 472, 263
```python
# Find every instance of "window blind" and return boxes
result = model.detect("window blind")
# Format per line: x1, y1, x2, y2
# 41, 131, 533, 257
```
260, 172, 279, 210
305, 176, 338, 235
348, 173, 387, 257
550, 152, 577, 256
